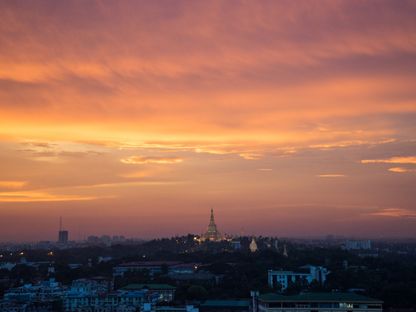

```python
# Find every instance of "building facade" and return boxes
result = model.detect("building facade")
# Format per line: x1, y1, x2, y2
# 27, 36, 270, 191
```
255, 292, 382, 312
268, 266, 329, 290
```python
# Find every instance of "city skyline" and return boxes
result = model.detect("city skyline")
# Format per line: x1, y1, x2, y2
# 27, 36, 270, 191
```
1, 1, 416, 241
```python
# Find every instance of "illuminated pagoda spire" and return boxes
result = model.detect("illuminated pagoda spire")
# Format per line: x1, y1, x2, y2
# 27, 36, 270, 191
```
204, 208, 222, 241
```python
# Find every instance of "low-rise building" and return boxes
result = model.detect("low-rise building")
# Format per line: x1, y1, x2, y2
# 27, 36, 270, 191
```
268, 266, 329, 291
121, 284, 176, 303
156, 305, 199, 312
63, 280, 167, 311
200, 300, 250, 312
113, 261, 182, 277
4, 278, 64, 303
255, 292, 382, 312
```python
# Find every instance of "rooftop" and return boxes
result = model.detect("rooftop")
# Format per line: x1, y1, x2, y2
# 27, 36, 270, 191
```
259, 292, 382, 303
201, 300, 250, 307
122, 284, 176, 290
117, 261, 182, 267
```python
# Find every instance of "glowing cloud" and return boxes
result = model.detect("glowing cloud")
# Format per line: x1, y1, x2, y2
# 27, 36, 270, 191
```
368, 208, 416, 218
120, 156, 183, 165
1, 1, 416, 240
388, 167, 416, 173
0, 191, 97, 202
317, 174, 346, 178
239, 153, 262, 160
361, 156, 416, 164
0, 180, 27, 189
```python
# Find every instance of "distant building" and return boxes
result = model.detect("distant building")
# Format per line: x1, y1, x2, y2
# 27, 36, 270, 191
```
273, 239, 279, 251
202, 209, 223, 241
121, 284, 176, 303
58, 217, 69, 244
98, 256, 113, 263
4, 278, 63, 302
0, 300, 57, 312
344, 240, 372, 250
169, 263, 199, 274
58, 230, 69, 244
0, 262, 16, 271
113, 261, 188, 277
231, 239, 242, 250
69, 277, 113, 294
168, 271, 221, 285
268, 265, 329, 290
157, 305, 199, 312
254, 292, 382, 312
250, 238, 258, 253
64, 279, 160, 311
282, 244, 288, 257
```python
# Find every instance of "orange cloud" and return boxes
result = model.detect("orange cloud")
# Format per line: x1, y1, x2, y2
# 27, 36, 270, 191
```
1, 1, 416, 239
388, 167, 416, 173
361, 156, 416, 164
368, 208, 416, 218
317, 174, 346, 178
239, 153, 262, 160
0, 191, 97, 202
120, 156, 183, 165
0, 181, 27, 189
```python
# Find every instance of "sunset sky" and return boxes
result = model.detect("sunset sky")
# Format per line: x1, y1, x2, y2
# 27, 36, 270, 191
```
1, 1, 416, 241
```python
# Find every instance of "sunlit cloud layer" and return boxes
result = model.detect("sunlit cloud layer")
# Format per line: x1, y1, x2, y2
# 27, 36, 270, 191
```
0, 181, 27, 190
361, 156, 416, 164
0, 0, 416, 240
0, 191, 98, 203
367, 208, 416, 218
120, 156, 184, 165
388, 167, 416, 173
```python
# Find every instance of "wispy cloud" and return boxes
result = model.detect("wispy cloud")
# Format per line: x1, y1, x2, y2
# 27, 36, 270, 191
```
0, 181, 27, 189
120, 156, 183, 165
239, 153, 262, 160
18, 140, 104, 162
388, 167, 416, 173
317, 174, 346, 178
367, 208, 416, 218
0, 191, 98, 202
361, 156, 416, 164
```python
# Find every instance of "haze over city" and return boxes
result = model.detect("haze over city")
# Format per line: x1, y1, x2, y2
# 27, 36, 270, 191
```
1, 1, 416, 242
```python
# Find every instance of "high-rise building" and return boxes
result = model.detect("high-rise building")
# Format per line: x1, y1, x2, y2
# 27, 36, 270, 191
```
203, 209, 222, 241
58, 230, 68, 244
58, 217, 69, 244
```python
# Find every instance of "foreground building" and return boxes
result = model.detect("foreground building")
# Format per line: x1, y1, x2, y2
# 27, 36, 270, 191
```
121, 284, 176, 303
255, 292, 382, 312
200, 299, 250, 312
63, 280, 171, 311
268, 265, 329, 290
4, 278, 64, 302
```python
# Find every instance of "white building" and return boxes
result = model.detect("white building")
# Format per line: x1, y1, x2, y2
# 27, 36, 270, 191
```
4, 278, 64, 302
63, 280, 163, 312
268, 265, 329, 290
